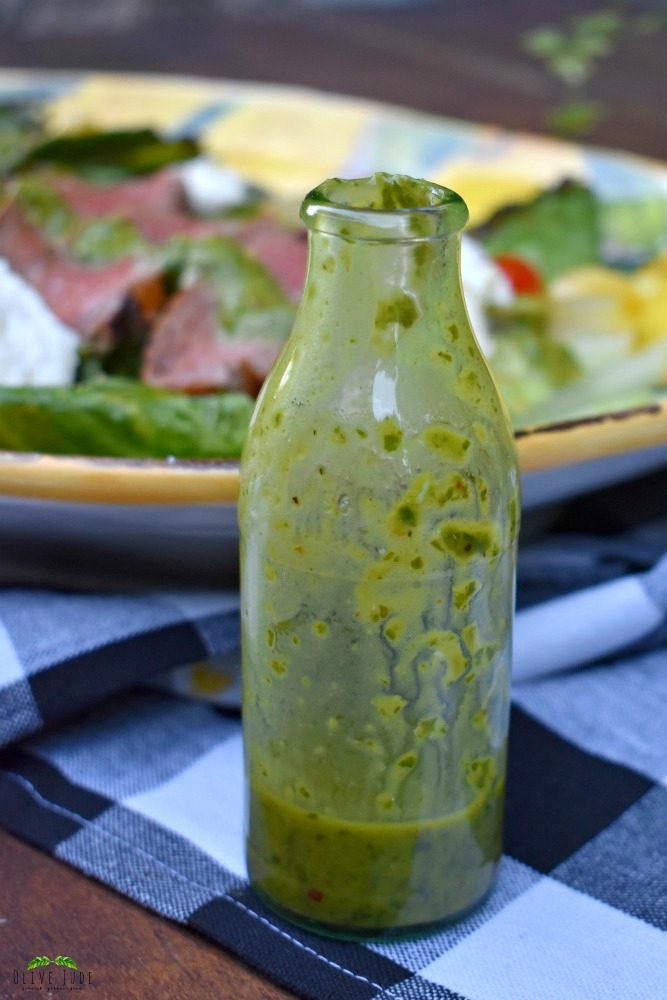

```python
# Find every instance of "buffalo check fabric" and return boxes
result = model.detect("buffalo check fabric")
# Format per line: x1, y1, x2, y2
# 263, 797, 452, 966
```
1, 518, 667, 998
0, 589, 241, 749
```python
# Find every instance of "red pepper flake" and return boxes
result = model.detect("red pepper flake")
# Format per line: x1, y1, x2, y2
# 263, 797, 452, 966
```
307, 888, 324, 902
294, 545, 303, 553
292, 496, 300, 504
456, 481, 463, 490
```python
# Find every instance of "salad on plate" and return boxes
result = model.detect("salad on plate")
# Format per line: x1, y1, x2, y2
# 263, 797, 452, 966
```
0, 98, 665, 460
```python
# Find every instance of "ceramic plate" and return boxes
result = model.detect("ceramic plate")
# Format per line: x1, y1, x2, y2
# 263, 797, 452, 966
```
1, 69, 666, 587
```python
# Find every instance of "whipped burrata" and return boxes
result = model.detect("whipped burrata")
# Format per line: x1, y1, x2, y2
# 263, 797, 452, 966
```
0, 259, 80, 387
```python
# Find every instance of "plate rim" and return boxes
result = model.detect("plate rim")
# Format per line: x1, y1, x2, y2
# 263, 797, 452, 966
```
2, 395, 667, 506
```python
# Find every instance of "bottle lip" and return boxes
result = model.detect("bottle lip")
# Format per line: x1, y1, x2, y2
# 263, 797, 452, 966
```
300, 173, 469, 241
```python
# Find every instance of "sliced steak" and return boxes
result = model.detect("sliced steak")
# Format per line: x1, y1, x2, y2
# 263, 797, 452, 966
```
233, 219, 308, 300
49, 168, 185, 220
130, 211, 222, 245
135, 211, 308, 299
0, 200, 165, 350
141, 282, 281, 395
52, 168, 309, 299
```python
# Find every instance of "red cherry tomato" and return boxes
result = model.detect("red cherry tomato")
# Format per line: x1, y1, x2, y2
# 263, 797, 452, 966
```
494, 254, 544, 295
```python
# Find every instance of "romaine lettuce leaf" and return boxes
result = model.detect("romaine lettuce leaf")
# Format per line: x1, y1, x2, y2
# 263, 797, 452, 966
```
0, 378, 254, 458
0, 102, 45, 176
163, 234, 295, 337
473, 180, 601, 281
10, 128, 200, 180
489, 319, 582, 425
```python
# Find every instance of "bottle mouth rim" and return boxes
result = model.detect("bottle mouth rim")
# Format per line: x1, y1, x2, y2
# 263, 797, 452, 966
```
300, 173, 469, 241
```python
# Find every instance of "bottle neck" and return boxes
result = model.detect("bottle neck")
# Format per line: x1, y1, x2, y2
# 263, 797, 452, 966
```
295, 173, 470, 354
297, 226, 466, 357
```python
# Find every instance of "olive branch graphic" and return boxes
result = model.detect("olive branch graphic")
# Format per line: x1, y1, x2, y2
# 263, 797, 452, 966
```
26, 956, 78, 970
26, 956, 50, 969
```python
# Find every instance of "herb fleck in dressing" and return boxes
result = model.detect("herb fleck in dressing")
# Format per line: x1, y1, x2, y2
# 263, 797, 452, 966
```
240, 173, 520, 936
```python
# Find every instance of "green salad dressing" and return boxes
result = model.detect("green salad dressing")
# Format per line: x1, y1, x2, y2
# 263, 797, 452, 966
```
248, 774, 505, 930
239, 173, 520, 937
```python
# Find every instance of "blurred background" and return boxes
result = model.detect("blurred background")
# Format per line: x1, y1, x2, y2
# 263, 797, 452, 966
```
0, 0, 665, 159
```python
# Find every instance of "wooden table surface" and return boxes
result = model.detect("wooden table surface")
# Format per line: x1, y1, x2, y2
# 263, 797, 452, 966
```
0, 0, 665, 160
0, 2, 665, 998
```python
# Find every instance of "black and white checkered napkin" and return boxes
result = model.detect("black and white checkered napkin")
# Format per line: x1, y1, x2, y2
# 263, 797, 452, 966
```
1, 522, 667, 999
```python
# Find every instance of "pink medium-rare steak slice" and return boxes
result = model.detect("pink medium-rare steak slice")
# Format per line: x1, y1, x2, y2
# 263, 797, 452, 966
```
35, 170, 308, 299
127, 210, 221, 245
231, 219, 308, 300
0, 200, 166, 350
49, 168, 186, 219
49, 169, 223, 243
141, 282, 281, 396
133, 213, 308, 299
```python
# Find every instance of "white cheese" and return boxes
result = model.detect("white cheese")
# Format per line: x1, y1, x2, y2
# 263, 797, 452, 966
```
460, 235, 514, 357
0, 259, 80, 386
179, 157, 249, 216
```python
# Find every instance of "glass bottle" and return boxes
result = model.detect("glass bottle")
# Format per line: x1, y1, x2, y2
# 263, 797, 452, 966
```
239, 173, 520, 938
